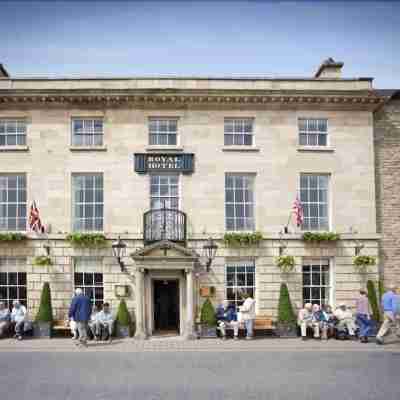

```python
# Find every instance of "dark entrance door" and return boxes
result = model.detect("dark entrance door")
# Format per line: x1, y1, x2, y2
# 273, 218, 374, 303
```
153, 280, 179, 333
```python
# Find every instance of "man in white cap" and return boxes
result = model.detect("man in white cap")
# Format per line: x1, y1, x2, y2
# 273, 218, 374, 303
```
298, 303, 320, 340
334, 303, 357, 338
68, 288, 92, 347
376, 284, 400, 345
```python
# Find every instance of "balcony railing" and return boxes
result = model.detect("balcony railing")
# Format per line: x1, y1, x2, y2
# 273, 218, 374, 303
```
143, 207, 187, 244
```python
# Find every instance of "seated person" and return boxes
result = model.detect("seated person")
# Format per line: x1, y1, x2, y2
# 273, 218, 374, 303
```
298, 303, 320, 340
321, 304, 336, 338
95, 302, 114, 342
312, 304, 328, 340
216, 300, 239, 340
88, 304, 102, 339
334, 303, 357, 338
11, 300, 27, 341
0, 301, 11, 338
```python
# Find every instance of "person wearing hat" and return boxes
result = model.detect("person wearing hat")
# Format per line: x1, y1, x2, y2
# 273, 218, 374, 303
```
298, 303, 320, 340
376, 284, 400, 345
355, 290, 372, 343
334, 303, 357, 338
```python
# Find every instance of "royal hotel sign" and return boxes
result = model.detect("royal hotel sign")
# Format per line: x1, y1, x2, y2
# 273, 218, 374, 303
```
134, 153, 195, 174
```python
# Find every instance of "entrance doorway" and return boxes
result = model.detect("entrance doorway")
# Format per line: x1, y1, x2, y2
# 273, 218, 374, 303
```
153, 279, 180, 334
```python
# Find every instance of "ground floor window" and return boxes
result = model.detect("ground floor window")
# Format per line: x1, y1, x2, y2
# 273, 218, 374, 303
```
225, 261, 255, 310
0, 257, 27, 309
302, 259, 331, 306
74, 257, 103, 307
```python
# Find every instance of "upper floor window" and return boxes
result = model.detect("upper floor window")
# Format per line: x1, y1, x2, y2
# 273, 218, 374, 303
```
224, 118, 253, 146
149, 118, 177, 146
225, 174, 255, 231
72, 174, 103, 231
0, 174, 26, 231
298, 118, 328, 146
150, 174, 179, 209
300, 174, 329, 231
72, 118, 103, 146
0, 119, 27, 146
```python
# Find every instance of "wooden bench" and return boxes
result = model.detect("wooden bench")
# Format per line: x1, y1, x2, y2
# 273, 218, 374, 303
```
52, 320, 71, 337
224, 317, 275, 337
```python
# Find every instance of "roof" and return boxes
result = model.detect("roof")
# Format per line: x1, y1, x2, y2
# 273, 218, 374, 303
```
375, 89, 400, 99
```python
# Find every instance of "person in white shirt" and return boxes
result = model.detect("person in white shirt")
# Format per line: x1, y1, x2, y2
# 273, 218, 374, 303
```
88, 304, 102, 339
95, 302, 114, 342
11, 300, 27, 340
298, 303, 320, 340
0, 301, 11, 337
334, 303, 357, 337
239, 292, 256, 340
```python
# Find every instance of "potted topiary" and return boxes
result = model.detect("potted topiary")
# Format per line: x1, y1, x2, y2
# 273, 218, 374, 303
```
34, 282, 53, 338
198, 298, 217, 338
276, 283, 298, 338
366, 280, 381, 337
115, 299, 133, 338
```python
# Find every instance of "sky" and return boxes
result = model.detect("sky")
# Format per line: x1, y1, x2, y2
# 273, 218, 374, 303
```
0, 0, 399, 88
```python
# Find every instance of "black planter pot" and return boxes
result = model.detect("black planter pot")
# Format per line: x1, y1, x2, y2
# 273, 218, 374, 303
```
116, 325, 130, 338
33, 321, 51, 338
276, 323, 298, 338
197, 323, 217, 338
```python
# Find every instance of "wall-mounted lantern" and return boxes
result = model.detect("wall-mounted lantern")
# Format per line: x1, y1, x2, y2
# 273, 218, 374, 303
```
278, 231, 288, 256
202, 237, 218, 272
350, 227, 364, 256
112, 236, 127, 272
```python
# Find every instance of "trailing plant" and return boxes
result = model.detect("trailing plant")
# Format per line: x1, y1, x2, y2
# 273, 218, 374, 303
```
353, 255, 376, 273
277, 283, 297, 327
302, 232, 340, 243
223, 231, 263, 247
275, 255, 296, 273
116, 299, 132, 327
33, 256, 52, 267
66, 233, 107, 248
367, 280, 381, 322
200, 298, 217, 327
35, 282, 53, 323
0, 232, 27, 242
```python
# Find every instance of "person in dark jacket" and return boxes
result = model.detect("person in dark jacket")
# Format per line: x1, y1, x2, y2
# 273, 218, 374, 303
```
68, 288, 92, 347
216, 300, 239, 340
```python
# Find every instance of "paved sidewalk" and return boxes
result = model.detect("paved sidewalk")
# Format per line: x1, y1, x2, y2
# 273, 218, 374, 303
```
0, 336, 399, 352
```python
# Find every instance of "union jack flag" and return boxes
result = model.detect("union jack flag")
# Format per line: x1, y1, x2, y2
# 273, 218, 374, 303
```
293, 196, 304, 228
29, 201, 45, 234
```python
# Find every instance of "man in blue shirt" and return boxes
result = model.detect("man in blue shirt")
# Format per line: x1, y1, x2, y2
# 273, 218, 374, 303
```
376, 284, 400, 345
216, 300, 239, 340
68, 288, 92, 347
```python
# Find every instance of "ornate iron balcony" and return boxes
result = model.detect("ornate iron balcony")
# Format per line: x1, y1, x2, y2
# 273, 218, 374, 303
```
143, 207, 187, 244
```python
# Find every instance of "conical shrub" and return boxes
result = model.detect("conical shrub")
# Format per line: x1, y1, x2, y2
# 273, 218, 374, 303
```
200, 298, 216, 326
277, 283, 297, 326
116, 299, 131, 327
367, 280, 381, 322
35, 282, 53, 322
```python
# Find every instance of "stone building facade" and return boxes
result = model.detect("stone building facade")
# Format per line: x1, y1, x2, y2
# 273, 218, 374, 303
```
374, 90, 400, 288
0, 60, 383, 339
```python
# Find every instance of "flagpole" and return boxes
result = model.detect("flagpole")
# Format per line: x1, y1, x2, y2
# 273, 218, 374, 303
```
284, 212, 292, 234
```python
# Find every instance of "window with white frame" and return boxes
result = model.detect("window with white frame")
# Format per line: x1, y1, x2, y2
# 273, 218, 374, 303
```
72, 174, 103, 231
74, 257, 103, 307
0, 119, 27, 146
72, 118, 103, 146
0, 174, 27, 231
150, 174, 179, 209
0, 257, 27, 309
302, 259, 331, 306
225, 174, 255, 231
224, 118, 253, 146
300, 174, 329, 231
149, 118, 178, 145
226, 261, 255, 310
298, 118, 328, 146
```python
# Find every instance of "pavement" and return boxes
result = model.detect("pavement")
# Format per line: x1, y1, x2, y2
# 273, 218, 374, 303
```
0, 337, 399, 400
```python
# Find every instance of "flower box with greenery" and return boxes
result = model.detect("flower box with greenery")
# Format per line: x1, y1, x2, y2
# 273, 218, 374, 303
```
0, 233, 27, 242
33, 255, 52, 267
276, 283, 298, 338
353, 255, 376, 273
223, 232, 263, 247
66, 233, 107, 248
302, 232, 340, 243
275, 255, 296, 273
198, 298, 217, 338
115, 299, 133, 338
34, 282, 53, 338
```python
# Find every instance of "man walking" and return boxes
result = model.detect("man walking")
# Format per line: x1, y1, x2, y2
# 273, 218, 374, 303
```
239, 292, 256, 340
68, 288, 92, 347
355, 290, 372, 343
376, 284, 400, 345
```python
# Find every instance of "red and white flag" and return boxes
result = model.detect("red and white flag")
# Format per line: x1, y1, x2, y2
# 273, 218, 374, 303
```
29, 201, 45, 234
292, 196, 304, 227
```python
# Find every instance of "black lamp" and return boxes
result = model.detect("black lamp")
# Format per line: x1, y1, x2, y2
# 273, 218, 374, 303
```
203, 237, 218, 272
112, 236, 127, 272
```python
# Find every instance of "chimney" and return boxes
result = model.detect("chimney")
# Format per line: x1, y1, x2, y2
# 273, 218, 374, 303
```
0, 64, 10, 78
314, 58, 343, 79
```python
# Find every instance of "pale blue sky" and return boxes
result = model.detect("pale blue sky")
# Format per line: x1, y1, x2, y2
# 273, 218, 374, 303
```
1, 1, 399, 88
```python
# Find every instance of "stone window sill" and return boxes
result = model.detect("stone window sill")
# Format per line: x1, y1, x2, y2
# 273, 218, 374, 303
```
297, 146, 334, 153
145, 146, 184, 152
0, 145, 30, 152
222, 146, 260, 152
70, 146, 107, 152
